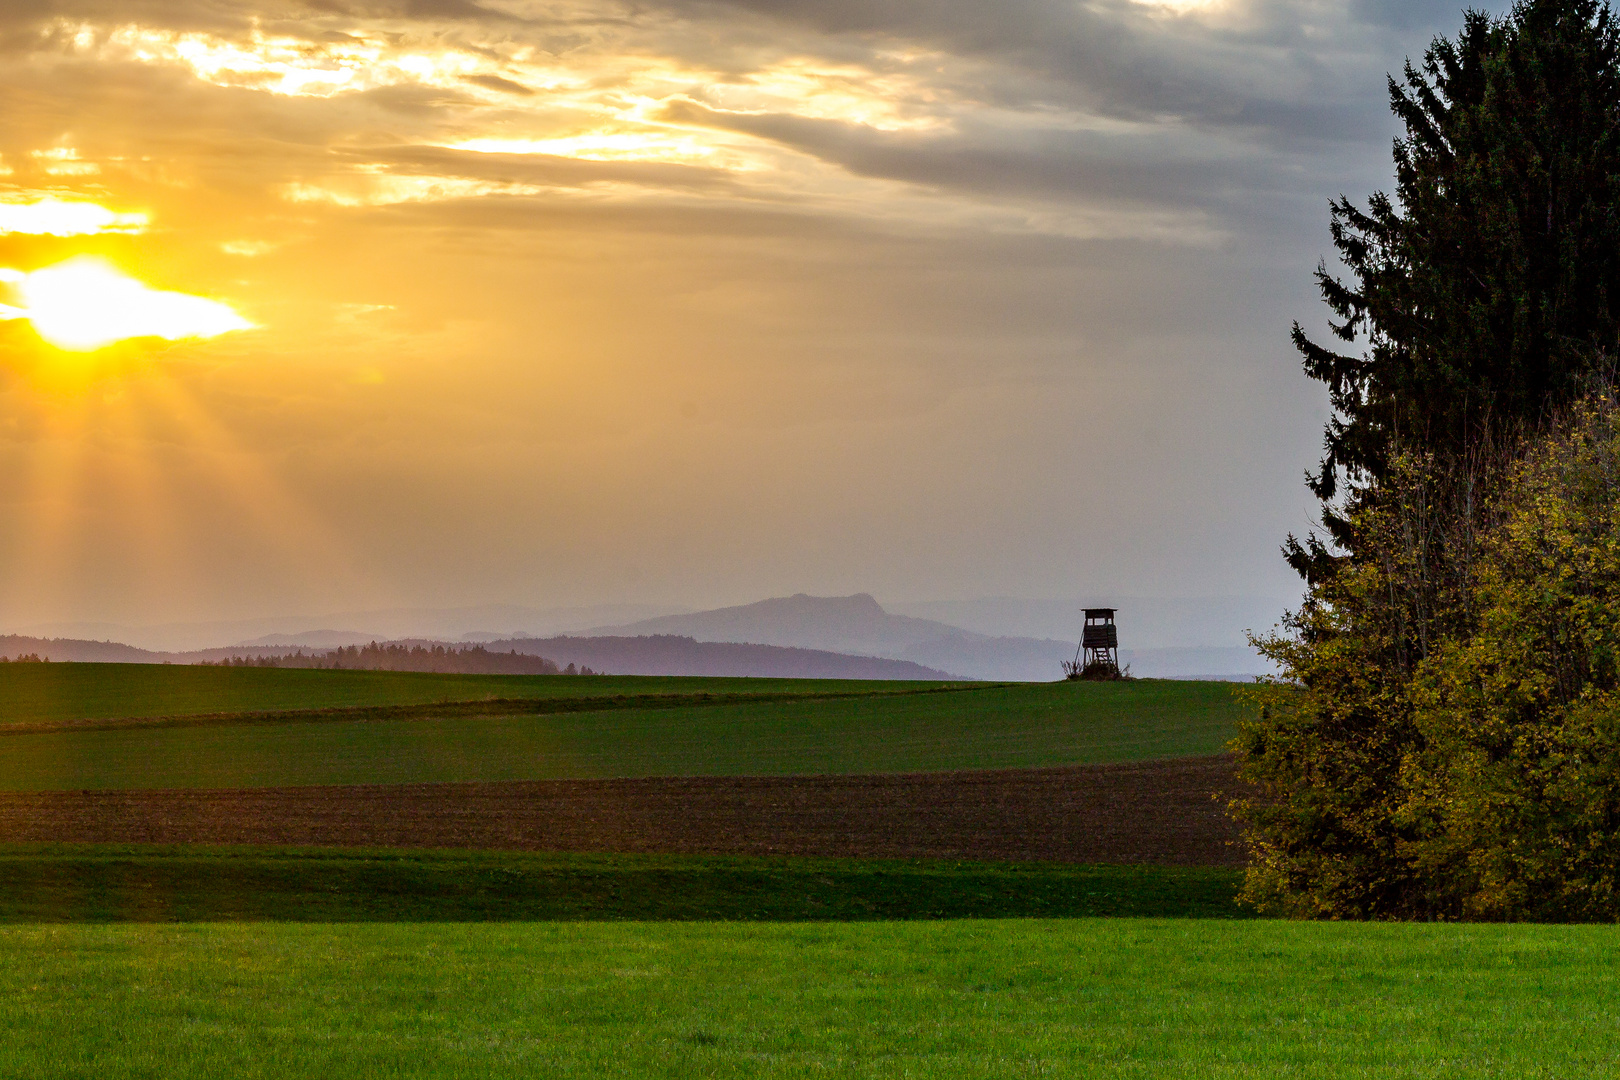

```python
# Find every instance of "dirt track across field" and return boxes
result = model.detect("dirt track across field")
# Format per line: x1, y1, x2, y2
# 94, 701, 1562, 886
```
0, 755, 1243, 866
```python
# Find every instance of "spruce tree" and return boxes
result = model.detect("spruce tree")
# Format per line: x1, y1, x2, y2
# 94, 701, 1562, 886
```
1292, 0, 1620, 580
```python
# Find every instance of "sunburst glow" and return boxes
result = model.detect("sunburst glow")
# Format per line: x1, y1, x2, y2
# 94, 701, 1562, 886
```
0, 258, 253, 351
0, 197, 147, 236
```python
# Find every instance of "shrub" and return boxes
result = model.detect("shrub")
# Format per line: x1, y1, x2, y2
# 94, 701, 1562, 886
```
1403, 398, 1620, 919
1238, 396, 1620, 920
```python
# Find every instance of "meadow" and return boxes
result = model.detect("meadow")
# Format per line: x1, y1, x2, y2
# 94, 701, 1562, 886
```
10, 663, 1609, 1079
0, 846, 1246, 921
0, 662, 919, 727
0, 666, 1242, 789
2, 919, 1615, 1078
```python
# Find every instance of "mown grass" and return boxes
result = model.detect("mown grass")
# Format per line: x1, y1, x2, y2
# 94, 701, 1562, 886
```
0, 846, 1246, 922
1, 919, 1615, 1078
0, 677, 1244, 789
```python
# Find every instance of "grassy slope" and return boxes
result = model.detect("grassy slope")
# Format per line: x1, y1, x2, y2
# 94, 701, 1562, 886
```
0, 663, 916, 726
0, 678, 1244, 790
1, 920, 1615, 1078
0, 846, 1247, 922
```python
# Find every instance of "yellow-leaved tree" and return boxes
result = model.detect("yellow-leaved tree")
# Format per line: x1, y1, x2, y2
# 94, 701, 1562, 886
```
1239, 395, 1620, 920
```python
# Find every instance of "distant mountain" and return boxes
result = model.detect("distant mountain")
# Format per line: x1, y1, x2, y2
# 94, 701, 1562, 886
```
0, 635, 157, 664
889, 596, 1291, 650
482, 635, 956, 680
233, 630, 380, 648
591, 593, 971, 656
593, 593, 1081, 680
0, 593, 1277, 681
6, 602, 692, 653
593, 592, 1275, 681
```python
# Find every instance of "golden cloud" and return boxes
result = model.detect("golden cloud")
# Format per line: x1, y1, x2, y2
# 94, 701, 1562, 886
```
0, 196, 148, 237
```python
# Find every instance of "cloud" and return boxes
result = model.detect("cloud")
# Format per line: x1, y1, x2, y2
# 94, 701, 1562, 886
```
462, 72, 534, 95
652, 0, 1489, 143
0, 0, 1520, 628
0, 196, 147, 236
0, 0, 1492, 238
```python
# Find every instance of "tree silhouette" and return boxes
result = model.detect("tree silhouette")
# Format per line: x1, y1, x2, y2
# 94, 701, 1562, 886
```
1292, 0, 1620, 580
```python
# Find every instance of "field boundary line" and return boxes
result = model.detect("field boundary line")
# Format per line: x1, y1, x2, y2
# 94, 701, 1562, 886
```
0, 683, 1004, 737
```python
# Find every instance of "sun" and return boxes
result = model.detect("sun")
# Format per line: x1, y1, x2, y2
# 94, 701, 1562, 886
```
0, 257, 254, 352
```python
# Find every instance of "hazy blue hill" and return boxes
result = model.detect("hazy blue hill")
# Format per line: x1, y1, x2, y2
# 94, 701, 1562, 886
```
483, 635, 956, 680
589, 593, 975, 655
592, 592, 1275, 681
0, 633, 957, 681
233, 631, 379, 648
593, 593, 1084, 681
0, 636, 157, 664
889, 596, 1290, 649
0, 600, 1273, 681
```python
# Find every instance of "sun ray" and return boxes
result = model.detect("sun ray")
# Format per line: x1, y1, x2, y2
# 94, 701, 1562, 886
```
92, 384, 192, 609
0, 364, 375, 626
135, 372, 368, 590
2, 393, 97, 621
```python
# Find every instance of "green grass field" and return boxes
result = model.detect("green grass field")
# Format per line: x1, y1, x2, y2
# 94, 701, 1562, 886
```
2, 664, 1607, 1078
0, 663, 921, 727
2, 919, 1614, 1078
0, 846, 1247, 922
0, 667, 1244, 790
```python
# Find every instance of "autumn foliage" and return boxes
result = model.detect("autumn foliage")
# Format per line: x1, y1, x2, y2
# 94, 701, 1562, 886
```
1240, 396, 1620, 919
1244, 0, 1620, 919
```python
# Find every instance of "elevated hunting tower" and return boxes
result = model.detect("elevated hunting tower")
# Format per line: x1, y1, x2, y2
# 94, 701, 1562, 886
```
1068, 607, 1119, 678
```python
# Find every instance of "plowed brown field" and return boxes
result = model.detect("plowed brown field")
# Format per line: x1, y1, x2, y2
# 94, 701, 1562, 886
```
0, 755, 1242, 865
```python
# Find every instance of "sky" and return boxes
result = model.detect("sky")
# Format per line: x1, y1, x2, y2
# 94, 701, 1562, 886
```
0, 0, 1512, 636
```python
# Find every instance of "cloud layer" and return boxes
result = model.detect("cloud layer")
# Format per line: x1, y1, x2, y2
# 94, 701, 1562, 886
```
0, 0, 1509, 630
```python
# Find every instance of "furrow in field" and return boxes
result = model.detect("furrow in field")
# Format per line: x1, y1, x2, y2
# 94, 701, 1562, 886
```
0, 755, 1243, 866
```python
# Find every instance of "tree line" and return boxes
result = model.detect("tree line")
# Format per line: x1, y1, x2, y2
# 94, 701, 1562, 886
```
199, 643, 601, 676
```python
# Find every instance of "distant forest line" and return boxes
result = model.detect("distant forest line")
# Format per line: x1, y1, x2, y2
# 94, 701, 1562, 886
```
196, 643, 598, 676
0, 634, 958, 680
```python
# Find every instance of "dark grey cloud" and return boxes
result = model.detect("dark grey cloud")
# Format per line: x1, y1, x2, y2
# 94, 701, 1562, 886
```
1347, 0, 1479, 32
662, 0, 1511, 146
660, 97, 1334, 219
462, 72, 535, 94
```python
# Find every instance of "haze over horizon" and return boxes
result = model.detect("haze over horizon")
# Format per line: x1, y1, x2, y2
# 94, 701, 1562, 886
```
0, 0, 1512, 630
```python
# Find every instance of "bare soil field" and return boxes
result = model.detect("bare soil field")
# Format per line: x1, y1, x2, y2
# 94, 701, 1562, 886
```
0, 755, 1241, 865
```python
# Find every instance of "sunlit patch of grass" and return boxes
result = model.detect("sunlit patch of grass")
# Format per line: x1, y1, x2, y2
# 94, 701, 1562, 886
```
0, 918, 1613, 1078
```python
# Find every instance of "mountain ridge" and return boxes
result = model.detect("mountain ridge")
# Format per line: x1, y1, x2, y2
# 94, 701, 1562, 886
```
590, 592, 1269, 681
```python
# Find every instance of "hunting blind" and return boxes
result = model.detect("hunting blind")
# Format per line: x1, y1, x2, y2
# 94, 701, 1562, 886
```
1066, 607, 1120, 679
